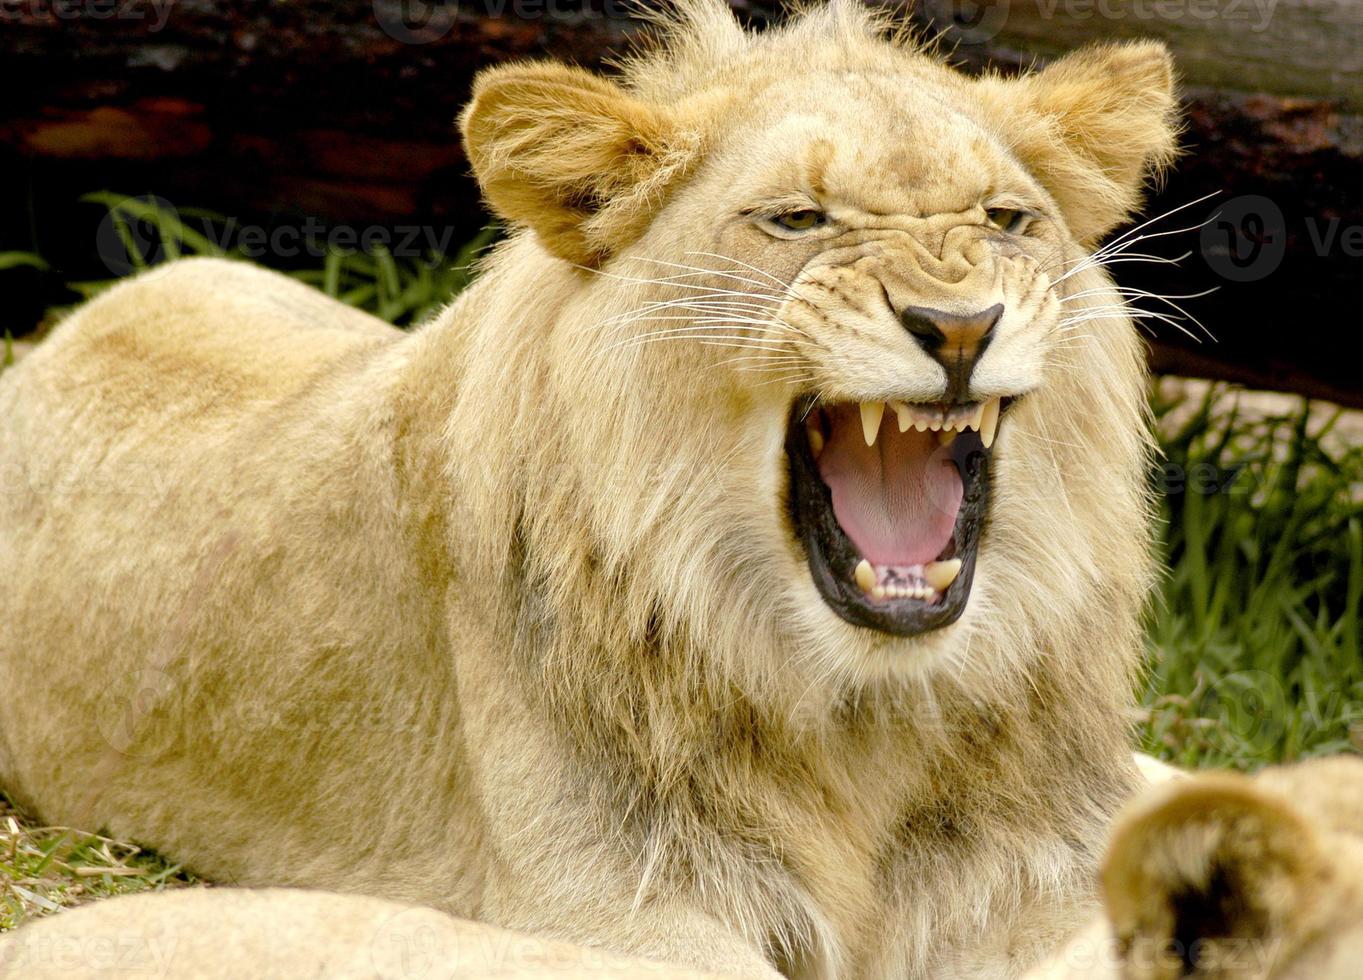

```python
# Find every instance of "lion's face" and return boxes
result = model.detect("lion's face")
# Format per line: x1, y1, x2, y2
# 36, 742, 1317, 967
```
673, 87, 1074, 637
461, 1, 1177, 684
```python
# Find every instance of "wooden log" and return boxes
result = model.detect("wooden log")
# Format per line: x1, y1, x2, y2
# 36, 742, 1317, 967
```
1, 0, 1360, 406
910, 0, 1363, 108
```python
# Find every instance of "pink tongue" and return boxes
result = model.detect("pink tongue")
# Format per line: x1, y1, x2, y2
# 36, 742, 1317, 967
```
816, 405, 963, 566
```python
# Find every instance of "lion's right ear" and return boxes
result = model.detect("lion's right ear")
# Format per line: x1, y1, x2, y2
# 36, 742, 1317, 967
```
459, 62, 705, 267
998, 41, 1181, 247
1101, 775, 1325, 972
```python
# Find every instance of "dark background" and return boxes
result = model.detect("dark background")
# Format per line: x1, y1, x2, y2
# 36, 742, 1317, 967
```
3, 0, 1361, 406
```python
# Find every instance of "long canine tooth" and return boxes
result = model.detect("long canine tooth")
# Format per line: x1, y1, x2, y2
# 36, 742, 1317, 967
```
808, 427, 825, 458
854, 559, 876, 595
979, 397, 1001, 449
924, 558, 963, 592
892, 401, 912, 433
861, 402, 885, 446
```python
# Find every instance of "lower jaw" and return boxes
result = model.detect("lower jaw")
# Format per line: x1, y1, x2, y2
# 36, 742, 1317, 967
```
785, 402, 992, 638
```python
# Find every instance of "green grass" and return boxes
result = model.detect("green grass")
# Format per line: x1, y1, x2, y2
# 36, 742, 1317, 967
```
1, 791, 195, 930
1, 195, 1360, 930
23, 193, 499, 328
1139, 386, 1363, 769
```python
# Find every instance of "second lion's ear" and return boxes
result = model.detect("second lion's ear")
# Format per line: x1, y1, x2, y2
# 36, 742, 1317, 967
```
459, 62, 705, 267
1101, 774, 1325, 974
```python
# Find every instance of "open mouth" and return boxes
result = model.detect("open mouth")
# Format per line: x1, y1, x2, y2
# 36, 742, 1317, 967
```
785, 396, 1008, 636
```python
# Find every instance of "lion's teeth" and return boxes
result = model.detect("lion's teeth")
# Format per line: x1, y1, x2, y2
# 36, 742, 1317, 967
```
854, 559, 876, 595
924, 558, 962, 591
979, 397, 1001, 449
860, 399, 999, 446
861, 402, 885, 446
937, 429, 956, 447
808, 425, 824, 459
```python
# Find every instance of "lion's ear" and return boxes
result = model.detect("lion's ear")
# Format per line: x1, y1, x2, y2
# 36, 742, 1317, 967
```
1003, 41, 1180, 247
459, 62, 704, 267
1101, 774, 1324, 970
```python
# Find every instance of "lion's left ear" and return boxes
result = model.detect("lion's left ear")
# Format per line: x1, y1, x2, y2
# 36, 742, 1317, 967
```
994, 41, 1181, 246
459, 62, 705, 267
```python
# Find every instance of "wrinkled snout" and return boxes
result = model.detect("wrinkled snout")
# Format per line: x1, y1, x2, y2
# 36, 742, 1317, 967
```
895, 302, 1004, 404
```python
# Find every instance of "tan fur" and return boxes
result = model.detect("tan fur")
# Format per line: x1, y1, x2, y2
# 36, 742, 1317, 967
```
0, 3, 1179, 977
1025, 757, 1363, 979
0, 887, 742, 979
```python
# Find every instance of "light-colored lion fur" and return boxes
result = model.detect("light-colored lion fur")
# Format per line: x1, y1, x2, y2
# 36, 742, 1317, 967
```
0, 2, 1180, 976
1025, 756, 1363, 980
0, 887, 741, 980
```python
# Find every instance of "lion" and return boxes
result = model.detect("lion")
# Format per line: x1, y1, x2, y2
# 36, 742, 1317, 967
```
1026, 756, 1363, 979
0, 1, 1180, 976
6, 762, 1354, 980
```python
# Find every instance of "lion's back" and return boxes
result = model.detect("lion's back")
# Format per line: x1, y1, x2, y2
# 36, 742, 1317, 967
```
0, 258, 408, 825
2, 257, 397, 429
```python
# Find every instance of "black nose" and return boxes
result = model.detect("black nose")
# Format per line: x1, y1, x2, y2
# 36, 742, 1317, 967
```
897, 303, 1003, 403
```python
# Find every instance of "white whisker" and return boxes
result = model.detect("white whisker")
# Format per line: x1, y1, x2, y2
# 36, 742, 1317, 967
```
683, 251, 790, 289
627, 255, 789, 295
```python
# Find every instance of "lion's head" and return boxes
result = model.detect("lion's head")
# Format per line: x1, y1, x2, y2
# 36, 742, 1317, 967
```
453, 0, 1178, 706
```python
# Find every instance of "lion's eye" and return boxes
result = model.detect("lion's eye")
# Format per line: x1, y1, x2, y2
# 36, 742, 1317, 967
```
985, 208, 1033, 235
769, 210, 826, 233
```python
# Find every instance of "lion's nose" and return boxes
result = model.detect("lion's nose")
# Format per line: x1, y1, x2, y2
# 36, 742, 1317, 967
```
897, 303, 1003, 403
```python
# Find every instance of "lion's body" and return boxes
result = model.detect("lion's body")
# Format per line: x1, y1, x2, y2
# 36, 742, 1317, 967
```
0, 2, 1182, 977
0, 262, 485, 907
0, 252, 1125, 976
0, 887, 743, 980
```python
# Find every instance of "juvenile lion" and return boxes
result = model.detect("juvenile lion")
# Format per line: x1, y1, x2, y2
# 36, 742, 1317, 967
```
0, 1, 1179, 976
1028, 756, 1363, 979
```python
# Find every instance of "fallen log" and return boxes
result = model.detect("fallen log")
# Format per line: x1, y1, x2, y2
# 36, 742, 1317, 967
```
1, 0, 1359, 405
